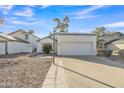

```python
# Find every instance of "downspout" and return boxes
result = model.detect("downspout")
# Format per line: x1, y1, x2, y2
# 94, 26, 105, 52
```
5, 41, 8, 55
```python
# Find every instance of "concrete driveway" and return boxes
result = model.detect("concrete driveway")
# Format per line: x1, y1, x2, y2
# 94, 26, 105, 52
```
56, 56, 124, 88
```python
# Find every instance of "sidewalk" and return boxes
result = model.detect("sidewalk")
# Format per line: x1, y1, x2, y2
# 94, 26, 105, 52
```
42, 58, 68, 88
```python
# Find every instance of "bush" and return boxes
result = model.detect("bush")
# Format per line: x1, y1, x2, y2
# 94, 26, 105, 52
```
103, 49, 113, 57
42, 44, 52, 54
118, 49, 124, 58
97, 49, 112, 57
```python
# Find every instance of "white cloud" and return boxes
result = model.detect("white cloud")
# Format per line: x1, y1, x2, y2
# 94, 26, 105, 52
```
73, 5, 109, 20
74, 15, 99, 19
103, 22, 124, 27
10, 20, 36, 25
41, 5, 50, 9
0, 5, 14, 15
76, 5, 105, 15
10, 19, 47, 26
15, 7, 34, 17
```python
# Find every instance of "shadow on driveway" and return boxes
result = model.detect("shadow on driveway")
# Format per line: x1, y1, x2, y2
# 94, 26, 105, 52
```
58, 56, 124, 69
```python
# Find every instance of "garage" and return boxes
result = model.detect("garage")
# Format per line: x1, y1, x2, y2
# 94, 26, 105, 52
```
60, 42, 92, 55
57, 33, 96, 56
37, 33, 97, 56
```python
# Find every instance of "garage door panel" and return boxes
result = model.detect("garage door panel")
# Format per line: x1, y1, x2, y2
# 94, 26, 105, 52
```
59, 42, 92, 55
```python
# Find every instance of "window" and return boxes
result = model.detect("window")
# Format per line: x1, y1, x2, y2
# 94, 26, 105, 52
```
25, 34, 29, 40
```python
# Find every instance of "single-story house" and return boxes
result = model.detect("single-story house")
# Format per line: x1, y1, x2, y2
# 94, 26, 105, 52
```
106, 39, 124, 54
37, 33, 97, 56
98, 32, 124, 55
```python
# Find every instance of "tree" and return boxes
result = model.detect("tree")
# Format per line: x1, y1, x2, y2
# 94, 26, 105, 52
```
53, 16, 69, 32
0, 17, 4, 28
92, 27, 108, 42
42, 43, 52, 54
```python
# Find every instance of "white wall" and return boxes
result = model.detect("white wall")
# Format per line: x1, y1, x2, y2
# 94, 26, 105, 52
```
57, 35, 97, 55
0, 43, 5, 55
37, 34, 97, 55
10, 31, 39, 51
10, 31, 26, 41
29, 34, 39, 51
7, 42, 32, 54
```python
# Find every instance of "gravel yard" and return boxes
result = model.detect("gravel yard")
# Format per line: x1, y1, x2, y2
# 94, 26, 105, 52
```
0, 54, 52, 88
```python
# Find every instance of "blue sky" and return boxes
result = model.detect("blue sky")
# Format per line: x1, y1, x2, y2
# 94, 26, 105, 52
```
0, 5, 124, 37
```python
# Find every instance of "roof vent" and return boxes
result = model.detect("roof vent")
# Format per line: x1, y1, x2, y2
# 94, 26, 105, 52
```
28, 30, 34, 34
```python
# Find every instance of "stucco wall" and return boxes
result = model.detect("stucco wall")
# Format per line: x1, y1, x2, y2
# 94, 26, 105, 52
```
10, 32, 39, 51
7, 42, 32, 54
10, 32, 26, 41
0, 42, 32, 55
0, 43, 5, 55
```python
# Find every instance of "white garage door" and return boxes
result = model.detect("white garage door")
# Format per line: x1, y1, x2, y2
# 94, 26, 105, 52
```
59, 42, 92, 55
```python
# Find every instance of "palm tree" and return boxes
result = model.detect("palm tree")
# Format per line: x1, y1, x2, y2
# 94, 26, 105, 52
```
53, 16, 69, 32
0, 17, 4, 28
63, 16, 69, 32
53, 18, 60, 31
92, 27, 106, 42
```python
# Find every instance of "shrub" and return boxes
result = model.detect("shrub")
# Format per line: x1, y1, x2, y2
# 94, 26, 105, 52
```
118, 49, 124, 58
103, 49, 113, 57
97, 49, 112, 57
42, 44, 52, 54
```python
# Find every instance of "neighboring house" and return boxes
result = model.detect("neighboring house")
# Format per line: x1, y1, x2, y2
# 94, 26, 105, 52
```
106, 39, 124, 54
98, 32, 124, 54
99, 32, 124, 44
37, 33, 97, 56
8, 29, 40, 52
0, 29, 40, 55
0, 33, 31, 55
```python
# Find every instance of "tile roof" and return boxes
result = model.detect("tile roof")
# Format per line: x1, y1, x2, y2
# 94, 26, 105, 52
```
0, 33, 16, 41
0, 33, 29, 43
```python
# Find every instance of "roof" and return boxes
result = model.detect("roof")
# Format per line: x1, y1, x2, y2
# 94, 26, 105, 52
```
8, 29, 40, 39
99, 32, 123, 40
37, 35, 57, 42
37, 35, 50, 42
57, 32, 96, 36
37, 32, 96, 42
112, 38, 124, 44
13, 37, 30, 43
8, 29, 27, 35
0, 33, 16, 41
0, 33, 29, 43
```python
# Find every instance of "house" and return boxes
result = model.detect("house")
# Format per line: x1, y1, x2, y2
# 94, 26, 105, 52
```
0, 33, 31, 55
98, 32, 124, 54
105, 38, 124, 55
0, 29, 40, 55
8, 29, 40, 52
99, 32, 124, 44
37, 33, 97, 56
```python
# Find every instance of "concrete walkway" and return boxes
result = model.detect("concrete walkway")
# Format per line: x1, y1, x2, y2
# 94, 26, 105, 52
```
42, 58, 68, 88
